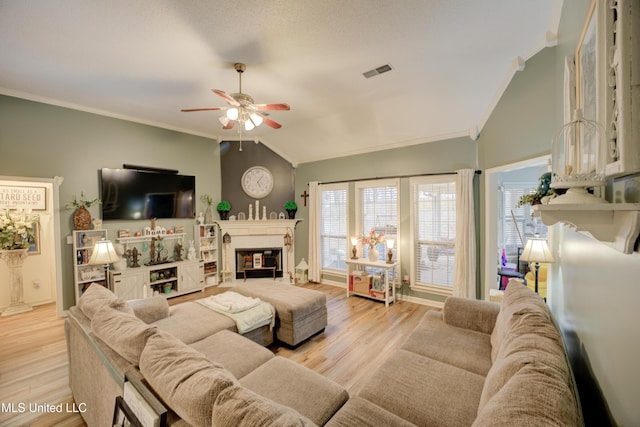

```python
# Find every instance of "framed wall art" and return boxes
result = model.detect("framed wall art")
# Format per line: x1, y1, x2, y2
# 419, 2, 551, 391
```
599, 0, 640, 177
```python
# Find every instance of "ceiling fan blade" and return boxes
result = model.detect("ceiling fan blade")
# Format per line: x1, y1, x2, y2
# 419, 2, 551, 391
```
181, 107, 225, 112
212, 89, 240, 106
223, 120, 235, 130
253, 103, 290, 111
261, 115, 283, 129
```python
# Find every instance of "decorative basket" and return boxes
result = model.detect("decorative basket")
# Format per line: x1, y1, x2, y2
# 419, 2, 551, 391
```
73, 206, 92, 230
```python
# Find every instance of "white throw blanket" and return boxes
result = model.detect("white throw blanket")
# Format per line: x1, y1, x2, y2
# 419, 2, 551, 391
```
197, 292, 275, 334
202, 291, 261, 313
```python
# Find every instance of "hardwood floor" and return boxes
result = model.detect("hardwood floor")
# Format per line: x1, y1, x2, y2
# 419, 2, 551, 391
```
0, 283, 434, 426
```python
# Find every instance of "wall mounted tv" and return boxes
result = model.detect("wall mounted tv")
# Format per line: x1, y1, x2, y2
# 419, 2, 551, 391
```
99, 168, 196, 220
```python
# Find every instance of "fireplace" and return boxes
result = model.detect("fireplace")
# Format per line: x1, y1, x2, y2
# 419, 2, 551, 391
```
215, 219, 301, 282
235, 247, 283, 279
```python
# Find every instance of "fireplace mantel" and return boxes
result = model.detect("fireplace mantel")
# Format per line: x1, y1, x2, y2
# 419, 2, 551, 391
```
214, 219, 302, 282
214, 219, 301, 235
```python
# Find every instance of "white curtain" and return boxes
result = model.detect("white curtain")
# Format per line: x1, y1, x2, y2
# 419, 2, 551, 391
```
453, 169, 477, 298
307, 181, 321, 282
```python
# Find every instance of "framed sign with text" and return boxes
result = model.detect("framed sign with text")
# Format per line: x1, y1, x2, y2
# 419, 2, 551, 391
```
0, 186, 47, 210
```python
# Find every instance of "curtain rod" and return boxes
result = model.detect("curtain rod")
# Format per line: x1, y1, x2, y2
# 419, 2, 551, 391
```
315, 169, 481, 186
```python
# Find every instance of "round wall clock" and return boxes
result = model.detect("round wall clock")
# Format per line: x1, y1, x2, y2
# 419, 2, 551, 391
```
241, 166, 274, 199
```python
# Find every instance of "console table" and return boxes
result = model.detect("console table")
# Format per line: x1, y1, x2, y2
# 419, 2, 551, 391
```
345, 258, 397, 307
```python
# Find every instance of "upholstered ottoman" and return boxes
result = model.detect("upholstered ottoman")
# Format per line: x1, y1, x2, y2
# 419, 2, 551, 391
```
234, 281, 327, 346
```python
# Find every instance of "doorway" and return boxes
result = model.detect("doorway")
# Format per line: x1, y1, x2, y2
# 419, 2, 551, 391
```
0, 177, 64, 316
483, 156, 550, 300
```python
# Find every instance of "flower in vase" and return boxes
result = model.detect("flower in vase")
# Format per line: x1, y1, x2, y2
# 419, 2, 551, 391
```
0, 208, 39, 250
361, 229, 384, 249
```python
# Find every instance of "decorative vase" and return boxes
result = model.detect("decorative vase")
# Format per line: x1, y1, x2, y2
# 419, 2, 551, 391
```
0, 249, 32, 317
73, 206, 92, 230
368, 246, 379, 262
205, 205, 214, 224
218, 210, 229, 220
286, 209, 297, 219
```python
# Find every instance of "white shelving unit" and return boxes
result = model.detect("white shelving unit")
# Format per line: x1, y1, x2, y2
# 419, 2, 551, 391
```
110, 259, 202, 300
73, 229, 108, 304
194, 223, 218, 287
534, 203, 640, 254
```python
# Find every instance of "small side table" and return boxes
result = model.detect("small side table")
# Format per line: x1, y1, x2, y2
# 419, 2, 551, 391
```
345, 258, 397, 307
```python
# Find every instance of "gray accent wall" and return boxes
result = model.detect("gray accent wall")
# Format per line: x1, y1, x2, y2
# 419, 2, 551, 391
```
0, 95, 220, 309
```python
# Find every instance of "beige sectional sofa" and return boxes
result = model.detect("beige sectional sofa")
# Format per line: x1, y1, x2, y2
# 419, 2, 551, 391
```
66, 284, 347, 426
66, 280, 582, 426
328, 279, 583, 426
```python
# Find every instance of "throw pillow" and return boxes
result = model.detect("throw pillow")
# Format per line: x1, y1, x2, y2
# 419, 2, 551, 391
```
139, 330, 238, 427
91, 304, 156, 365
77, 283, 117, 319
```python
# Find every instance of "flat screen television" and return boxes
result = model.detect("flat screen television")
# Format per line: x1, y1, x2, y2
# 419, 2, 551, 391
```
99, 168, 196, 220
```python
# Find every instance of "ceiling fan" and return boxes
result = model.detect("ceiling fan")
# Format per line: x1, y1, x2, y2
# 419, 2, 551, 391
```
181, 63, 290, 131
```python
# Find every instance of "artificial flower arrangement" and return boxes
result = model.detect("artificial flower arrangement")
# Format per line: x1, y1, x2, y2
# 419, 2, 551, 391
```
65, 192, 101, 209
0, 208, 39, 250
361, 229, 384, 249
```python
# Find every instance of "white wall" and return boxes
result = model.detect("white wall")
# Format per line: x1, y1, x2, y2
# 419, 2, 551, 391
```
549, 227, 640, 426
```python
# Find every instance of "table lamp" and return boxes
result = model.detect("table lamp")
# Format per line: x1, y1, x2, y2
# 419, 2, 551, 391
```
386, 239, 395, 264
520, 237, 554, 294
350, 236, 359, 259
89, 239, 120, 289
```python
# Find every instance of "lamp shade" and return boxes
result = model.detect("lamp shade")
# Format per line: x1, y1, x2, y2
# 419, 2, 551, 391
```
88, 240, 120, 265
520, 238, 554, 264
386, 238, 395, 249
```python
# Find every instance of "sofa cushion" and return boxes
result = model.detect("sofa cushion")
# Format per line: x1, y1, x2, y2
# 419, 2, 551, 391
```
91, 303, 156, 365
152, 301, 236, 344
358, 349, 485, 427
401, 310, 493, 376
212, 385, 316, 427
139, 330, 238, 427
490, 280, 550, 362
442, 296, 500, 335
77, 283, 119, 319
240, 356, 348, 426
326, 396, 415, 427
473, 363, 580, 426
189, 329, 274, 379
128, 296, 170, 324
480, 310, 572, 410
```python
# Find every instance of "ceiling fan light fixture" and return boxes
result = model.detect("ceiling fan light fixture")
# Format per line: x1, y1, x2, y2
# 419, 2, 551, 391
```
226, 107, 239, 120
250, 113, 263, 127
244, 119, 255, 131
218, 115, 230, 126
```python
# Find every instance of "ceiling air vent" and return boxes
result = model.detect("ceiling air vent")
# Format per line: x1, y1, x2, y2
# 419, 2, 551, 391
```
363, 64, 393, 79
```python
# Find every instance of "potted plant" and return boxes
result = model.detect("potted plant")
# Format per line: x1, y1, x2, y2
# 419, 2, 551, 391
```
66, 192, 101, 230
516, 172, 554, 208
216, 200, 231, 220
284, 201, 297, 219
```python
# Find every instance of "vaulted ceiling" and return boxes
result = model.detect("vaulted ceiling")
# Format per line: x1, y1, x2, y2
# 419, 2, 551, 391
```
0, 0, 562, 165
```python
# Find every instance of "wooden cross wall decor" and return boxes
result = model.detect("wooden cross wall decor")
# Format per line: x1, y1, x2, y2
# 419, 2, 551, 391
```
300, 190, 309, 207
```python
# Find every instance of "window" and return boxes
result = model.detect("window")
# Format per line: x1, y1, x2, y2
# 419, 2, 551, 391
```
410, 176, 455, 292
319, 184, 348, 273
356, 179, 399, 263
